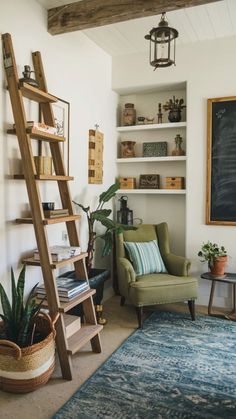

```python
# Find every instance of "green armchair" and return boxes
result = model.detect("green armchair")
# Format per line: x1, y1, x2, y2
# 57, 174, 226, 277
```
116, 223, 198, 328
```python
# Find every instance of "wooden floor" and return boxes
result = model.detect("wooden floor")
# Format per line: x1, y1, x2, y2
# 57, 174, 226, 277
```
0, 295, 231, 419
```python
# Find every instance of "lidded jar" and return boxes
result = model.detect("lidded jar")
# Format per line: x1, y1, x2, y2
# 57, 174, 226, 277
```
172, 134, 185, 156
123, 103, 136, 126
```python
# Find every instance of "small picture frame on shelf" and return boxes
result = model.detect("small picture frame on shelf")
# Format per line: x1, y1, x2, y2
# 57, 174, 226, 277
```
139, 174, 160, 189
143, 142, 167, 157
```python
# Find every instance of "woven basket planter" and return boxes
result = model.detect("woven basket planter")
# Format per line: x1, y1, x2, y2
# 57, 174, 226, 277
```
0, 312, 58, 393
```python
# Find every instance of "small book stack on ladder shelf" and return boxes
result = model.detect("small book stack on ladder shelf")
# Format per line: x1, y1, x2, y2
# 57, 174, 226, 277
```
43, 209, 69, 218
36, 276, 90, 302
33, 245, 81, 262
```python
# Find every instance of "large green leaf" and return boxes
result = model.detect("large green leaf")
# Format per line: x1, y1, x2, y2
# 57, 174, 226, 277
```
99, 217, 117, 230
0, 283, 12, 321
99, 182, 119, 204
91, 209, 112, 222
100, 231, 113, 257
11, 267, 17, 321
15, 265, 26, 327
17, 303, 34, 347
72, 201, 90, 213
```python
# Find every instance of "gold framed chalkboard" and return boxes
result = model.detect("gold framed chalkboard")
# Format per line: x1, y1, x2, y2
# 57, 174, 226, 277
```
206, 96, 236, 225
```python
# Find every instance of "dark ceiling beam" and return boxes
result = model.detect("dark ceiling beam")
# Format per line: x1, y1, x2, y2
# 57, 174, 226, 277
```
48, 0, 222, 35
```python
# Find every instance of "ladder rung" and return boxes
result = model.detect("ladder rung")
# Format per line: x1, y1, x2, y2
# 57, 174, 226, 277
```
7, 127, 65, 143
67, 324, 103, 355
37, 288, 95, 312
13, 174, 74, 181
19, 82, 57, 103
23, 252, 88, 269
16, 215, 81, 224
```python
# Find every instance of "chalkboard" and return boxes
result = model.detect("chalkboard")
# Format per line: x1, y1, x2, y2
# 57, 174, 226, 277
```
206, 96, 236, 225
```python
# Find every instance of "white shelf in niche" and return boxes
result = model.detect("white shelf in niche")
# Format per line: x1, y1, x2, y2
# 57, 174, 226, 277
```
117, 189, 186, 195
116, 156, 186, 163
116, 122, 186, 132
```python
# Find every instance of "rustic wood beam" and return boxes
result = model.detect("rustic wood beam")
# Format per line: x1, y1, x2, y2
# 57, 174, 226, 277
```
48, 0, 222, 35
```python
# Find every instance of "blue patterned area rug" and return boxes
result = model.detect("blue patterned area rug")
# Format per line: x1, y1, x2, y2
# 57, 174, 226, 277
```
53, 311, 236, 419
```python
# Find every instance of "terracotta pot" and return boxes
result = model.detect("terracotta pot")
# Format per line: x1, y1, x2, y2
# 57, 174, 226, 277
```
210, 256, 228, 276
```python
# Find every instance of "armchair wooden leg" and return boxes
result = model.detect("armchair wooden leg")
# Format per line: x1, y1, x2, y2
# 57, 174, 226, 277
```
136, 306, 143, 329
120, 296, 125, 306
188, 300, 196, 321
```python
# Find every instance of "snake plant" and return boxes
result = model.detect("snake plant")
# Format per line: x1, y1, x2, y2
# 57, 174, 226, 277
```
0, 265, 44, 347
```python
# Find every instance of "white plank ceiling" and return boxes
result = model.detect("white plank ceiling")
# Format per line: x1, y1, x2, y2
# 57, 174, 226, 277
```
37, 0, 236, 56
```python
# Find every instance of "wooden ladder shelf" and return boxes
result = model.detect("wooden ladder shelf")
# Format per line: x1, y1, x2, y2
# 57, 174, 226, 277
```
2, 33, 102, 380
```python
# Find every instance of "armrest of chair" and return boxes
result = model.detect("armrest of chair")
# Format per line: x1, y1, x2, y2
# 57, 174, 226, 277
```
118, 257, 136, 283
164, 253, 191, 277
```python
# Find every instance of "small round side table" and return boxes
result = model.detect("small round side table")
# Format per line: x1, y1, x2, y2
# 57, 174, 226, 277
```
201, 272, 236, 320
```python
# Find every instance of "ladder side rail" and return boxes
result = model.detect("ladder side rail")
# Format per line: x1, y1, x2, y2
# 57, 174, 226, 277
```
32, 51, 87, 280
2, 33, 73, 380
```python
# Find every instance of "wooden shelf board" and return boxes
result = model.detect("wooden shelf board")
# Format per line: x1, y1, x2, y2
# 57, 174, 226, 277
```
23, 251, 88, 269
16, 215, 81, 225
7, 127, 65, 143
20, 82, 57, 103
37, 289, 95, 312
67, 324, 103, 355
116, 156, 187, 163
14, 174, 74, 181
116, 122, 186, 132
117, 189, 186, 195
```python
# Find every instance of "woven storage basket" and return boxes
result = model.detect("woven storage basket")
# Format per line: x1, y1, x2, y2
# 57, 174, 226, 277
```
0, 312, 58, 393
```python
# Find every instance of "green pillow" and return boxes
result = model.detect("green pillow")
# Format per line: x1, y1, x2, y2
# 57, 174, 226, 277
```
124, 239, 167, 276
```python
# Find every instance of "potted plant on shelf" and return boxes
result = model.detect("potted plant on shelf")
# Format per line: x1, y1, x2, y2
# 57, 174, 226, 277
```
198, 241, 228, 277
163, 95, 186, 123
69, 181, 135, 323
0, 265, 58, 393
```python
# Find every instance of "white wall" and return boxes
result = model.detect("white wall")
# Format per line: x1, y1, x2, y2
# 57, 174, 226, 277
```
112, 36, 236, 308
0, 0, 117, 298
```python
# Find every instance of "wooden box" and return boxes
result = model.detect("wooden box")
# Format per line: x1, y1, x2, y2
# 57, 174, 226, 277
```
34, 156, 52, 175
119, 177, 136, 189
165, 177, 185, 189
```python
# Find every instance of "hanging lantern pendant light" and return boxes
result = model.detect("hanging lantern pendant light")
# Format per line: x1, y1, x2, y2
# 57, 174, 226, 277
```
145, 12, 178, 70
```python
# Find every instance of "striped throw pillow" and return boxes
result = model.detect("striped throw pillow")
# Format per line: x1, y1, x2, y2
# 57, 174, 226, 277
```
124, 239, 167, 276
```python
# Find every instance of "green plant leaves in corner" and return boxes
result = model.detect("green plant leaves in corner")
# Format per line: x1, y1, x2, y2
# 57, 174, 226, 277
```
99, 181, 120, 204
91, 209, 112, 222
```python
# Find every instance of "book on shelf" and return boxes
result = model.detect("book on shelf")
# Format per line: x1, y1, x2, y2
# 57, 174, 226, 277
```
36, 277, 90, 301
43, 209, 69, 218
13, 121, 61, 136
33, 245, 81, 261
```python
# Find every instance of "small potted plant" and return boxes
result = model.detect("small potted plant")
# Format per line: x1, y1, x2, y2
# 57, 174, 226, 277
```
0, 265, 58, 393
163, 95, 186, 122
198, 241, 228, 276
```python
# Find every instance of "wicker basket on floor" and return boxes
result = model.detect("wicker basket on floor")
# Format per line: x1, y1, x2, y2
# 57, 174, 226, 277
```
0, 312, 58, 393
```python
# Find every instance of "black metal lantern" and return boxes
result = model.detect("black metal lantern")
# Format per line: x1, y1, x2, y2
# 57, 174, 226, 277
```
144, 12, 178, 70
117, 196, 133, 225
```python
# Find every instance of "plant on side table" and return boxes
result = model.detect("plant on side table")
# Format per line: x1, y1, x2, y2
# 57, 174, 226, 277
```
70, 181, 136, 324
198, 241, 228, 277
0, 265, 58, 393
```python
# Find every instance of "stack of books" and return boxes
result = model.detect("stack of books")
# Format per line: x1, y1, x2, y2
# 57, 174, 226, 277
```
36, 277, 90, 302
43, 209, 69, 218
14, 121, 60, 136
33, 245, 81, 262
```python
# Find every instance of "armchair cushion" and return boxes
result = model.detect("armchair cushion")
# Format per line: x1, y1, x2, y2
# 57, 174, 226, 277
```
124, 239, 167, 276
